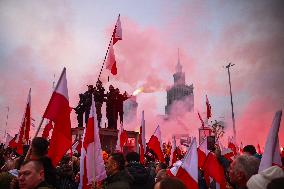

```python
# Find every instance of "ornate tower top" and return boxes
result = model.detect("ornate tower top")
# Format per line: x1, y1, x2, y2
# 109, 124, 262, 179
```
176, 48, 182, 73
173, 48, 185, 85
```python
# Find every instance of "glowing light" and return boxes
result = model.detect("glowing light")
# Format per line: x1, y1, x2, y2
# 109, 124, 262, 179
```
281, 147, 283, 152
133, 87, 144, 96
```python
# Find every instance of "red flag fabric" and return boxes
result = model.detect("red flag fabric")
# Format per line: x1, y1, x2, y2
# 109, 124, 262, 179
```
112, 15, 122, 45
197, 137, 209, 169
120, 130, 128, 148
206, 95, 212, 119
42, 121, 53, 139
138, 111, 146, 164
176, 138, 198, 189
147, 125, 165, 163
16, 89, 31, 155
8, 135, 17, 149
257, 144, 262, 154
203, 152, 226, 189
79, 97, 106, 189
44, 68, 72, 166
259, 110, 282, 172
105, 42, 117, 75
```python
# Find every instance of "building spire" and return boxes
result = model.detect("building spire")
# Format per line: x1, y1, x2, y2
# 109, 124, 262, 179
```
176, 48, 182, 73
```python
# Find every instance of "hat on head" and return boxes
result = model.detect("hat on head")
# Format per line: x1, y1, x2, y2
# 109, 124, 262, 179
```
247, 166, 284, 189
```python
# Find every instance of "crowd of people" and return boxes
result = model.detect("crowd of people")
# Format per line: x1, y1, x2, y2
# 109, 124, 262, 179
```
0, 137, 284, 189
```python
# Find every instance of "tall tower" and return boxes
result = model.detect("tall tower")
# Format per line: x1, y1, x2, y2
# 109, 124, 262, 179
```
165, 50, 194, 115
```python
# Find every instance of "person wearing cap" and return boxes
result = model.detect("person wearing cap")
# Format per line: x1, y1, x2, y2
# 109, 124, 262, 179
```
246, 165, 284, 189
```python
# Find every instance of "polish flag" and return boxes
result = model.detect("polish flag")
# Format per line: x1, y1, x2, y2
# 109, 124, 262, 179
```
138, 111, 146, 164
197, 137, 209, 169
168, 160, 183, 177
5, 133, 13, 148
228, 136, 237, 156
42, 121, 53, 139
148, 125, 165, 163
176, 138, 198, 189
221, 147, 234, 162
170, 136, 179, 165
72, 140, 82, 154
79, 97, 107, 189
203, 152, 226, 189
105, 41, 117, 75
43, 68, 72, 166
206, 95, 212, 119
113, 14, 122, 45
259, 110, 282, 172
16, 88, 31, 155
115, 124, 128, 152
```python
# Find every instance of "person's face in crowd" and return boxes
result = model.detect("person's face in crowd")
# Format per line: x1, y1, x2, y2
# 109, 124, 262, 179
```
18, 162, 44, 189
105, 156, 118, 176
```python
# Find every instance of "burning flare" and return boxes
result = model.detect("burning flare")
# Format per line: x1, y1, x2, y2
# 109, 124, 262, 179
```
133, 87, 144, 96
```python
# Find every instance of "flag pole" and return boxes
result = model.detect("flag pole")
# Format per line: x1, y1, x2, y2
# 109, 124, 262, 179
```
25, 68, 66, 161
98, 14, 120, 80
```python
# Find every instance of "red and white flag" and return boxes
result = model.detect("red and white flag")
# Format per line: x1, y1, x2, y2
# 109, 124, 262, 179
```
138, 111, 146, 164
72, 140, 82, 154
105, 41, 117, 75
113, 15, 122, 45
176, 138, 198, 189
148, 125, 165, 163
206, 95, 212, 119
16, 88, 31, 155
259, 110, 282, 172
198, 137, 209, 169
43, 68, 72, 166
42, 121, 53, 139
170, 136, 178, 165
79, 97, 107, 189
5, 133, 13, 148
115, 124, 128, 152
203, 152, 227, 189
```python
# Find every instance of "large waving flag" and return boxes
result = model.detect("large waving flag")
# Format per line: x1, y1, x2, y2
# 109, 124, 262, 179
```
16, 88, 31, 155
79, 96, 107, 189
113, 14, 122, 45
43, 68, 72, 166
203, 152, 226, 189
197, 137, 209, 169
148, 125, 165, 163
176, 138, 198, 189
259, 110, 282, 172
138, 111, 146, 164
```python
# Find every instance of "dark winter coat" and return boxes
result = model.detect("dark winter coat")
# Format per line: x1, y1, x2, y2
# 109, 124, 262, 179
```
126, 162, 154, 189
103, 170, 133, 189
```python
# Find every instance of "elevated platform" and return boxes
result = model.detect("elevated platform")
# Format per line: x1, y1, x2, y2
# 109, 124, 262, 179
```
71, 127, 139, 154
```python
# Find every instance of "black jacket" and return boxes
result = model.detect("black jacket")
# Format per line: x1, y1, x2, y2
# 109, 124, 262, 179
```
103, 170, 133, 189
126, 162, 154, 189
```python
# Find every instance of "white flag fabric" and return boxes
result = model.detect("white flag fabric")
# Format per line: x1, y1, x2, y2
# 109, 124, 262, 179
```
259, 110, 282, 172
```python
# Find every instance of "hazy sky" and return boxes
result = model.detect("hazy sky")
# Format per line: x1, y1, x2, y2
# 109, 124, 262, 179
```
0, 0, 283, 147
